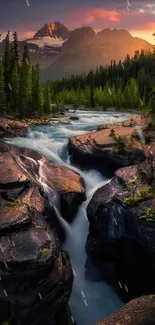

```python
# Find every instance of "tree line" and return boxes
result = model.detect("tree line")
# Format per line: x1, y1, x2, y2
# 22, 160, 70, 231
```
51, 47, 155, 112
0, 31, 51, 118
0, 31, 155, 118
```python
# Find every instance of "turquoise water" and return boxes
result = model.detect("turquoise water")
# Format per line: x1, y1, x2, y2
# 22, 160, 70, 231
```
6, 111, 132, 325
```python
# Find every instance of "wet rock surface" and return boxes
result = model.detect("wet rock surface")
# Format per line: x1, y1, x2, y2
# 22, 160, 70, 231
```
68, 117, 146, 177
96, 295, 155, 325
86, 160, 155, 301
0, 117, 28, 138
0, 140, 86, 325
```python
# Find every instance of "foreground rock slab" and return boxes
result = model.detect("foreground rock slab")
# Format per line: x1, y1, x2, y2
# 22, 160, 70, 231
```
0, 140, 86, 325
96, 295, 155, 325
68, 116, 147, 176
86, 160, 155, 301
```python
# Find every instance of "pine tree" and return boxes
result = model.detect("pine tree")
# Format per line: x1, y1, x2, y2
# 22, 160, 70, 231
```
0, 64, 6, 113
44, 82, 52, 114
32, 63, 44, 116
3, 31, 11, 111
19, 45, 32, 118
11, 63, 19, 113
13, 32, 19, 64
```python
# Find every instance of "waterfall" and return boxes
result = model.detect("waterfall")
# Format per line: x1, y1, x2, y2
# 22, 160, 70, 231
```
5, 111, 130, 325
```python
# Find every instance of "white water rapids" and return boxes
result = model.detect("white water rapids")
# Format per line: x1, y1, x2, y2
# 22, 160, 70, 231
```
6, 110, 133, 325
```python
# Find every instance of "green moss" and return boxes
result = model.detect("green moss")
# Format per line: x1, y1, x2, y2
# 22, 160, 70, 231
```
10, 257, 20, 263
149, 294, 155, 299
124, 193, 141, 206
140, 208, 155, 222
124, 185, 154, 207
4, 201, 24, 208
35, 225, 43, 230
140, 185, 154, 200
40, 247, 50, 257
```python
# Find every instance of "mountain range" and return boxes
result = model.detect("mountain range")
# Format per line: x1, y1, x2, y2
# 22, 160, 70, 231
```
3, 21, 153, 80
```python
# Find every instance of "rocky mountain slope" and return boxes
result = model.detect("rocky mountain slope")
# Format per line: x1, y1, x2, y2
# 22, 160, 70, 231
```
34, 21, 70, 40
42, 27, 153, 80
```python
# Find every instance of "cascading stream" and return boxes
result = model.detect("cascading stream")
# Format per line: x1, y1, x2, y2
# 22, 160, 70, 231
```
6, 110, 133, 325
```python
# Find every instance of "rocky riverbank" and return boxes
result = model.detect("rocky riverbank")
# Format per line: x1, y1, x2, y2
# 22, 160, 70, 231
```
0, 140, 86, 325
0, 115, 78, 139
68, 115, 149, 177
67, 115, 155, 325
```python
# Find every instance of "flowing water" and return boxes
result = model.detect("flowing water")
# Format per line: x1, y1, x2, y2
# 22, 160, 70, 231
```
6, 110, 133, 325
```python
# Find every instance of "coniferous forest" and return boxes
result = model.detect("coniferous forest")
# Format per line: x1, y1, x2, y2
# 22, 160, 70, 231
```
0, 31, 155, 118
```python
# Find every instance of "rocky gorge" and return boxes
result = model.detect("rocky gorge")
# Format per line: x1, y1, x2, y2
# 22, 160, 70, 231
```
1, 111, 155, 325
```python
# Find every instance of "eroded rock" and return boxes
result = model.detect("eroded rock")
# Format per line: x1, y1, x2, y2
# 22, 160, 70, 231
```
86, 161, 155, 301
0, 139, 86, 324
96, 295, 155, 325
68, 118, 146, 177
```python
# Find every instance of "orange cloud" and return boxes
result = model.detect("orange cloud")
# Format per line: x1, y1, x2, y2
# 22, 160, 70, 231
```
67, 8, 120, 26
19, 31, 36, 40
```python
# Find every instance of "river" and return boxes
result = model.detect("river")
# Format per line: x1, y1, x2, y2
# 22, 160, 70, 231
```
6, 110, 133, 325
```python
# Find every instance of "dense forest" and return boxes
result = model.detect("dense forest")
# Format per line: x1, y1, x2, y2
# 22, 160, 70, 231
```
0, 31, 51, 118
51, 48, 155, 113
0, 31, 155, 118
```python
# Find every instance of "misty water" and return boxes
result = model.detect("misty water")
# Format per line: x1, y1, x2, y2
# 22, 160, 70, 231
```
6, 110, 133, 325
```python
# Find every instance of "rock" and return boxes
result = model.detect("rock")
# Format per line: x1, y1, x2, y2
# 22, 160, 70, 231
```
0, 117, 28, 138
0, 139, 86, 324
68, 118, 146, 177
69, 116, 79, 121
0, 140, 86, 221
86, 162, 155, 301
96, 295, 155, 325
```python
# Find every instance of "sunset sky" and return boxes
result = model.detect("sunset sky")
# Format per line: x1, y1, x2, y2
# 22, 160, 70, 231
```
1, 0, 155, 44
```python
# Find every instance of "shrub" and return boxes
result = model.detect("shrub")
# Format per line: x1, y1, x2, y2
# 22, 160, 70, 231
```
113, 135, 126, 154
109, 128, 116, 139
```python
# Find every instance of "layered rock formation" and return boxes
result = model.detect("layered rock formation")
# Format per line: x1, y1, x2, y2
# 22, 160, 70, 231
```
0, 140, 86, 324
86, 160, 155, 301
96, 295, 155, 325
68, 117, 146, 177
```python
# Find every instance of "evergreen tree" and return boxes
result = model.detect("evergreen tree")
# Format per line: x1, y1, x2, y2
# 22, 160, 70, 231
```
10, 63, 19, 113
32, 63, 44, 116
19, 45, 32, 118
3, 31, 11, 110
13, 32, 19, 64
0, 64, 6, 113
44, 82, 52, 114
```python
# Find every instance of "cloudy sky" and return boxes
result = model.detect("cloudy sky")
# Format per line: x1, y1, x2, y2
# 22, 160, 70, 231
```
1, 0, 155, 43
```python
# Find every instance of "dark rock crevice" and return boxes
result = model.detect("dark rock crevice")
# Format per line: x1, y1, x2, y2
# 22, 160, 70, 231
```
0, 140, 86, 325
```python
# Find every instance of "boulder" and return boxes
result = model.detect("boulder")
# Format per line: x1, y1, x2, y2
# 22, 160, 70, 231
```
68, 118, 146, 177
0, 140, 86, 324
96, 295, 155, 325
86, 161, 155, 301
0, 117, 28, 138
0, 140, 86, 221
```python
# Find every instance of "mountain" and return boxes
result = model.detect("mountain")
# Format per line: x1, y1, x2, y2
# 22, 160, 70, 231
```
33, 21, 70, 40
42, 27, 153, 80
25, 21, 71, 68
